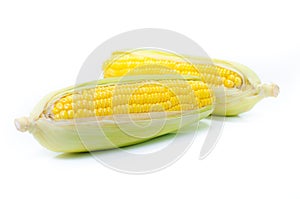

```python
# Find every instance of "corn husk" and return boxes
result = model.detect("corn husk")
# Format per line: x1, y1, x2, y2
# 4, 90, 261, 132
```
15, 75, 213, 152
103, 50, 279, 116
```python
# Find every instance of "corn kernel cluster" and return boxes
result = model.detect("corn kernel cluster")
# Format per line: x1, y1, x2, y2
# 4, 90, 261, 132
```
104, 55, 243, 88
51, 80, 213, 120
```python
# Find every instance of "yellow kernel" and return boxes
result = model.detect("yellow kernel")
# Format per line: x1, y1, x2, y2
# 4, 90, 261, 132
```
96, 100, 101, 107
201, 99, 207, 106
67, 110, 74, 118
88, 101, 94, 109
55, 102, 63, 110
104, 108, 109, 115
64, 103, 71, 110
98, 108, 104, 116
93, 109, 98, 116
76, 101, 82, 109
60, 110, 68, 119
102, 99, 108, 107
199, 82, 206, 89
107, 107, 112, 115
197, 101, 202, 107
82, 100, 87, 108
52, 107, 59, 114
71, 102, 77, 110
54, 114, 60, 120
66, 96, 73, 102
202, 89, 210, 98
219, 69, 226, 77
207, 98, 212, 105
227, 74, 235, 82
128, 104, 134, 112
93, 101, 98, 108
60, 98, 67, 104
77, 109, 83, 117
224, 79, 234, 88
234, 77, 242, 87
86, 94, 93, 100
225, 70, 231, 76
82, 109, 89, 117
132, 104, 138, 113
161, 102, 168, 109
94, 92, 100, 99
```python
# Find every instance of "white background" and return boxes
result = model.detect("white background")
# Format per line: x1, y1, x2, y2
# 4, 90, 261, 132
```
1, 0, 299, 198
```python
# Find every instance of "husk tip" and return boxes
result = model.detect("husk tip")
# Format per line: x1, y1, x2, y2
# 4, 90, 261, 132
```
14, 117, 30, 132
262, 83, 280, 98
272, 84, 280, 97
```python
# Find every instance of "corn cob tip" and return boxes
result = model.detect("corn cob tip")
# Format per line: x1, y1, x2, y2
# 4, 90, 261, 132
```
14, 117, 30, 132
261, 83, 280, 98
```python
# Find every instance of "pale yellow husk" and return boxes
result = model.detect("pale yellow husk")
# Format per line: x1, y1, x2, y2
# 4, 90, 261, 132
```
15, 75, 213, 152
103, 49, 279, 116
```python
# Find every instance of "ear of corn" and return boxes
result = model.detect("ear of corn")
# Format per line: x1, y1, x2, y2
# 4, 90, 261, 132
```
15, 75, 214, 152
104, 50, 244, 89
103, 49, 279, 116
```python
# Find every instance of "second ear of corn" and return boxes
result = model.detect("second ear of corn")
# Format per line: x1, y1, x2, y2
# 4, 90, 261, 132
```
15, 49, 279, 153
103, 49, 279, 116
15, 75, 214, 152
